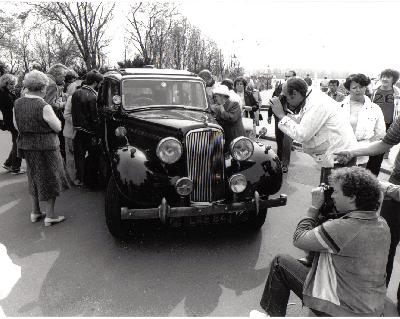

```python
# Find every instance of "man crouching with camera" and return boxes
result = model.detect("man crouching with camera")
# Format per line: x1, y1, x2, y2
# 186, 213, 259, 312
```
250, 166, 390, 317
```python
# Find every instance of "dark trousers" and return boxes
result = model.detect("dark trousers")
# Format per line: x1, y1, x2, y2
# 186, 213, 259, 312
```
274, 116, 292, 166
73, 131, 99, 187
58, 117, 66, 161
365, 122, 392, 176
260, 254, 329, 317
380, 173, 400, 306
4, 129, 22, 170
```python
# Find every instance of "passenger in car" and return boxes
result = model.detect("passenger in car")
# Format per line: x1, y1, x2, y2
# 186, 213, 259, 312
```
211, 85, 246, 151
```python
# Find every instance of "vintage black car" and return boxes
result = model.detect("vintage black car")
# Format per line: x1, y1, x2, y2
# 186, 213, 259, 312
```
97, 68, 287, 239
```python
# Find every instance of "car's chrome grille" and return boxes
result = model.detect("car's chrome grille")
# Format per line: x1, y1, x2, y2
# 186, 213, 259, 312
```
186, 128, 224, 202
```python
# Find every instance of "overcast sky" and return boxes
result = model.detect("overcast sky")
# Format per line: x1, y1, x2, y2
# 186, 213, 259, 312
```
4, 0, 400, 76
109, 0, 400, 76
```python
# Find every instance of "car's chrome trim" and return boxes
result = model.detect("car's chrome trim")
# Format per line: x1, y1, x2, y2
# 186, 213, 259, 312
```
186, 128, 224, 202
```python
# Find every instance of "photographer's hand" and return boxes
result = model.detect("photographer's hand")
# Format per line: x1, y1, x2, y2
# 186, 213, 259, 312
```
270, 97, 286, 120
334, 150, 354, 165
307, 187, 325, 219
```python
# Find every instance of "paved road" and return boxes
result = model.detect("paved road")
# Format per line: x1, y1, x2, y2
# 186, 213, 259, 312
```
0, 129, 398, 316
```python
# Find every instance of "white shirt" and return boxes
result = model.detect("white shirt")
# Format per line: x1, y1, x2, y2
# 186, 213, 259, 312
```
278, 89, 358, 168
341, 95, 386, 164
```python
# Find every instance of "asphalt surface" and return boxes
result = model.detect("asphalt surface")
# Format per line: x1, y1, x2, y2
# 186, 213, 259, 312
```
0, 128, 398, 317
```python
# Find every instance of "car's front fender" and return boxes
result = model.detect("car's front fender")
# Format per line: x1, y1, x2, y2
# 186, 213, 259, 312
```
227, 141, 282, 196
110, 146, 174, 205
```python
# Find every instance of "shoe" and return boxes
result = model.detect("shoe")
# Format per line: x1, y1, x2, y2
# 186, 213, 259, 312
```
30, 212, 46, 223
282, 165, 288, 173
11, 168, 26, 175
44, 216, 66, 226
2, 164, 12, 172
249, 309, 269, 318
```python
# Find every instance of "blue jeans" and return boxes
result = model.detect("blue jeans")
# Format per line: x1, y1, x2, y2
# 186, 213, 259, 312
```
260, 254, 329, 317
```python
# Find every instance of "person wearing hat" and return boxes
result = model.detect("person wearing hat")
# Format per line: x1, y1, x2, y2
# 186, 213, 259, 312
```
198, 69, 217, 106
211, 85, 246, 151
221, 78, 241, 106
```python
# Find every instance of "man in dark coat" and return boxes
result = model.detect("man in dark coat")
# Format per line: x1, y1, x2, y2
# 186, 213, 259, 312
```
211, 85, 245, 151
71, 69, 104, 188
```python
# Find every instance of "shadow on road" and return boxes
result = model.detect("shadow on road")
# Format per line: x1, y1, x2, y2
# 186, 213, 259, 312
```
0, 177, 269, 316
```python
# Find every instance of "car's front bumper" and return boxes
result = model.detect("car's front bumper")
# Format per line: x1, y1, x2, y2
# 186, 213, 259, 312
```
121, 192, 287, 223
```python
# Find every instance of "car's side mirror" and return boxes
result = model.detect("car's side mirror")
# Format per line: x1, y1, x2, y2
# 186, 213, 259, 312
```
104, 95, 121, 113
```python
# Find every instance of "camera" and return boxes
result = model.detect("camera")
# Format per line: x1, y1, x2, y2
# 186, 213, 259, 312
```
278, 95, 287, 106
318, 183, 345, 221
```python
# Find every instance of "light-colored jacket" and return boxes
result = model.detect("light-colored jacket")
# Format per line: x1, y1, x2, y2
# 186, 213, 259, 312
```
63, 80, 82, 139
341, 95, 386, 164
278, 89, 357, 168
371, 85, 400, 123
63, 96, 75, 139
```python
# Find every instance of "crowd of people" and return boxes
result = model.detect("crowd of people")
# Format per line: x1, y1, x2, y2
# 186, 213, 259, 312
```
0, 63, 104, 226
1, 63, 400, 316
200, 67, 400, 316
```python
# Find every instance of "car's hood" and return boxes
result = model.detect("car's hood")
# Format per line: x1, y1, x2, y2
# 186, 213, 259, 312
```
128, 108, 220, 130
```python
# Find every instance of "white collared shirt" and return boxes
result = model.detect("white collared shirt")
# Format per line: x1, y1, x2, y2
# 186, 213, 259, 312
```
278, 89, 357, 167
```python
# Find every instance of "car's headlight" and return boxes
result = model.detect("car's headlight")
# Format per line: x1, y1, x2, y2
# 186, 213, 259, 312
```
230, 137, 254, 161
156, 137, 182, 164
229, 174, 247, 193
175, 177, 193, 196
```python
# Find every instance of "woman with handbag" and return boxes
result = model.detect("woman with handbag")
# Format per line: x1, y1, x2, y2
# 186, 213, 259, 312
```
0, 74, 24, 174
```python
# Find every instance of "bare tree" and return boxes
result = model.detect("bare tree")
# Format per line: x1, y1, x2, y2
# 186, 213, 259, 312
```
126, 2, 177, 67
33, 2, 115, 70
33, 24, 80, 70
166, 17, 189, 69
0, 9, 16, 44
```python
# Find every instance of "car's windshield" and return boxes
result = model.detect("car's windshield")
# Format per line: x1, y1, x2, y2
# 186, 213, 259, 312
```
122, 79, 207, 111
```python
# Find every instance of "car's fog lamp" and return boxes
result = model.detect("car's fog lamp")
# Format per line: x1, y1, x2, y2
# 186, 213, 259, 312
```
230, 137, 254, 161
156, 137, 182, 164
175, 177, 193, 196
115, 126, 127, 137
229, 174, 247, 193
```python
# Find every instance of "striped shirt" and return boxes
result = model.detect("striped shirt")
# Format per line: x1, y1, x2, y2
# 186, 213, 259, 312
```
293, 211, 390, 316
382, 116, 400, 184
383, 115, 400, 145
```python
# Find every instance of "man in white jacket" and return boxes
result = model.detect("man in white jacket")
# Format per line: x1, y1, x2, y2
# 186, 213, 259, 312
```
269, 77, 357, 183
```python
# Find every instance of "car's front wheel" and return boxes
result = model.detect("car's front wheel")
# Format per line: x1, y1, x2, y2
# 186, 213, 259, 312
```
105, 177, 131, 239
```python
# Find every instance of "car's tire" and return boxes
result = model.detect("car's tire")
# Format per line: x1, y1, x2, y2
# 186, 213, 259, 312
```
243, 209, 268, 231
105, 177, 131, 239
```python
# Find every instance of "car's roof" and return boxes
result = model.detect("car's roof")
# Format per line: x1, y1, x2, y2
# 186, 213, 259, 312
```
104, 68, 201, 81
